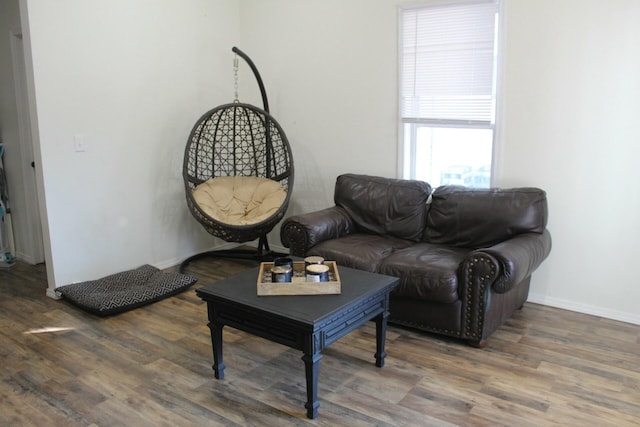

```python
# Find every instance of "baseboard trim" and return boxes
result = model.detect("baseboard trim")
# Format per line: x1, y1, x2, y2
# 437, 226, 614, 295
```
46, 287, 61, 300
527, 293, 640, 326
15, 251, 36, 265
154, 243, 236, 270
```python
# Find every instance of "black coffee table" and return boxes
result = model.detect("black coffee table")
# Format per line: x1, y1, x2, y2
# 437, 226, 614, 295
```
196, 264, 399, 419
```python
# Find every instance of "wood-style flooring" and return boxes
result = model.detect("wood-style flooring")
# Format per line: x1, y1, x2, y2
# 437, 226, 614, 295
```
1, 257, 639, 426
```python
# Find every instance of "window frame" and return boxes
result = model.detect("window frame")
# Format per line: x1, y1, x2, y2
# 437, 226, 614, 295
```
398, 0, 502, 187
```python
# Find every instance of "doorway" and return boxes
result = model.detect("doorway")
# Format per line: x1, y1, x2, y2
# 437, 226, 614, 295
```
9, 29, 45, 265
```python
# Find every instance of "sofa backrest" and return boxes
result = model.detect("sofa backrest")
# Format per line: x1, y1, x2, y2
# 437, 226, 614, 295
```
424, 185, 548, 248
334, 174, 431, 242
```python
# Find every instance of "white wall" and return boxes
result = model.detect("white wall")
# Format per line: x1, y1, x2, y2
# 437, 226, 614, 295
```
240, 0, 640, 325
15, 0, 640, 324
499, 0, 640, 323
21, 0, 242, 290
238, 0, 401, 216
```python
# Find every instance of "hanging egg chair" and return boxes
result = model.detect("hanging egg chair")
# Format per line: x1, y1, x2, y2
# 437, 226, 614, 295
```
180, 47, 294, 271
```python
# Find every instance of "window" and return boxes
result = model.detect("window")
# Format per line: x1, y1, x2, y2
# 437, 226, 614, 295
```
400, 0, 499, 188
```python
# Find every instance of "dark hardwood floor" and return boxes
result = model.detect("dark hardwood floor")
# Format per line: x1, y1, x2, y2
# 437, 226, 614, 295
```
1, 257, 639, 426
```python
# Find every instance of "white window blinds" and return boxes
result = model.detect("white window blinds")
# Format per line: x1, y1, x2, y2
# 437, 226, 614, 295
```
401, 1, 498, 124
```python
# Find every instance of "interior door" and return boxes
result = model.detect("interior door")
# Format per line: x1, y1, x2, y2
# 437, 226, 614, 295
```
10, 29, 45, 264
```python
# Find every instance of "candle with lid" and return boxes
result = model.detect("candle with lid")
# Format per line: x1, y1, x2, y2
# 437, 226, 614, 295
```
304, 256, 325, 266
271, 265, 293, 282
305, 264, 330, 282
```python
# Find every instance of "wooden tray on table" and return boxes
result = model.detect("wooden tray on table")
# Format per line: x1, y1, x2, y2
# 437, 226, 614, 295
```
257, 261, 341, 296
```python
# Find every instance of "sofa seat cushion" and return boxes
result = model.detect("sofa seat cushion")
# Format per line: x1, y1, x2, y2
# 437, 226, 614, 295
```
378, 243, 469, 304
309, 234, 414, 273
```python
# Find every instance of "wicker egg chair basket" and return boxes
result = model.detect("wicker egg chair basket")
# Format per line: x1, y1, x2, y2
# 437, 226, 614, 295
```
180, 47, 294, 271
183, 101, 294, 243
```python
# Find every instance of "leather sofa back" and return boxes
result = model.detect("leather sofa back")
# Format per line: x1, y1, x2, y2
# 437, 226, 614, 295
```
424, 185, 548, 248
334, 174, 431, 242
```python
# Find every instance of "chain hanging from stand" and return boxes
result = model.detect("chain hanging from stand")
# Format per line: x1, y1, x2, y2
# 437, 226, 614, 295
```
233, 54, 240, 103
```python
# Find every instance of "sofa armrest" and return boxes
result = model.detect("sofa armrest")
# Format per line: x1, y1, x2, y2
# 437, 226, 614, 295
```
459, 229, 551, 346
280, 206, 356, 257
476, 229, 552, 294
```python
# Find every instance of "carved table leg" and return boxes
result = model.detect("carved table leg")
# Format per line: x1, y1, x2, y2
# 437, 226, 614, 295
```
374, 309, 390, 368
210, 320, 225, 379
301, 352, 322, 419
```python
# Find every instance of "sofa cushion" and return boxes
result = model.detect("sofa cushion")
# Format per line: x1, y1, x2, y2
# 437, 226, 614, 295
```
309, 234, 414, 273
379, 243, 468, 304
424, 186, 548, 248
334, 174, 431, 242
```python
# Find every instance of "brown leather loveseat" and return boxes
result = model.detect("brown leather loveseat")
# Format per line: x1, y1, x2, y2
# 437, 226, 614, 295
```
280, 174, 552, 347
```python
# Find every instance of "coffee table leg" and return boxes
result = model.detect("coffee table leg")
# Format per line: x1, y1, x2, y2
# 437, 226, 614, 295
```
301, 352, 322, 419
210, 320, 226, 379
374, 310, 390, 368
